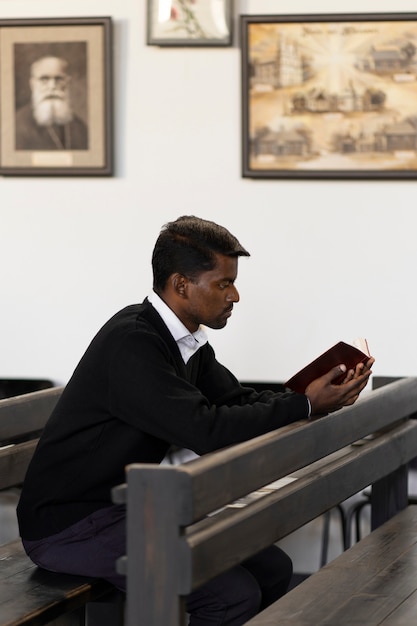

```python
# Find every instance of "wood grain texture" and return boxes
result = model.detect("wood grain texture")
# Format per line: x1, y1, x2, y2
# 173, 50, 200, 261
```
0, 540, 113, 626
0, 387, 120, 626
121, 377, 417, 626
246, 507, 417, 625
0, 387, 63, 444
175, 377, 417, 522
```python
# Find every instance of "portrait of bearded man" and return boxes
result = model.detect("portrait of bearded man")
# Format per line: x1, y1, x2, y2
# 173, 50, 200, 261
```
15, 55, 88, 151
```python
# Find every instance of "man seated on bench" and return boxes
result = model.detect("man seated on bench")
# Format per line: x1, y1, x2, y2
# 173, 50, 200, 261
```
17, 216, 374, 626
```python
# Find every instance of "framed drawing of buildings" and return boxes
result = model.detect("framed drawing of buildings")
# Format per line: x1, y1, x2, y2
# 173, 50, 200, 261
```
241, 13, 417, 179
0, 17, 112, 176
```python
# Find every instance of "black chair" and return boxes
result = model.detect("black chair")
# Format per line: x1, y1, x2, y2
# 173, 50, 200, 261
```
0, 378, 54, 399
239, 381, 287, 394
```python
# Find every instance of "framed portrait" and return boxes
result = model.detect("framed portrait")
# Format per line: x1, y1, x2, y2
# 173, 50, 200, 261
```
241, 13, 417, 180
147, 0, 233, 46
0, 17, 112, 176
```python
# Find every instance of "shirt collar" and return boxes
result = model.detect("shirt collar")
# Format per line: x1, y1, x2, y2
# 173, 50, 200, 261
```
148, 290, 208, 363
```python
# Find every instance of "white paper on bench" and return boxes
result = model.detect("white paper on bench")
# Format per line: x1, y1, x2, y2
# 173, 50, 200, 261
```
227, 476, 297, 508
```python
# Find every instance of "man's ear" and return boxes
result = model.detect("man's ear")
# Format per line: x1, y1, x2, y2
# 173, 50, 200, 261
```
172, 273, 188, 298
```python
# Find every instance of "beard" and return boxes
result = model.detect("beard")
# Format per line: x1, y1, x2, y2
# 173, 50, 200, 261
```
32, 92, 73, 127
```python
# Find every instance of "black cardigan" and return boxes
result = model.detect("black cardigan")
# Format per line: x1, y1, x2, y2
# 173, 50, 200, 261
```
17, 299, 308, 540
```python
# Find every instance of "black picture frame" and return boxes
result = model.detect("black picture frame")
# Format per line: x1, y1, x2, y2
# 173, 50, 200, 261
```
0, 17, 113, 176
241, 13, 417, 180
147, 0, 233, 47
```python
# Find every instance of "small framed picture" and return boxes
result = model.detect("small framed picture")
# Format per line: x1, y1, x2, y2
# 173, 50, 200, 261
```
242, 12, 417, 180
0, 17, 113, 176
147, 0, 233, 47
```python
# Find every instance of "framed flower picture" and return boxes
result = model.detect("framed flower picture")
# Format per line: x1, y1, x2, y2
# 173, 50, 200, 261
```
147, 0, 233, 46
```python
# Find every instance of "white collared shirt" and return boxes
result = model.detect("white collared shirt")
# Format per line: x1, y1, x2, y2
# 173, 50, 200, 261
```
148, 291, 208, 364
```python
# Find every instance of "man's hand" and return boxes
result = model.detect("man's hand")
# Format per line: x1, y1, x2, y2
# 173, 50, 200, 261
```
305, 357, 375, 417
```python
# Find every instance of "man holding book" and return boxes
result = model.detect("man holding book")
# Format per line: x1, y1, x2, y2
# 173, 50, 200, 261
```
17, 216, 374, 626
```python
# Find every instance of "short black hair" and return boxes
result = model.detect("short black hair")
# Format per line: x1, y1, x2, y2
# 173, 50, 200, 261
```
152, 215, 250, 292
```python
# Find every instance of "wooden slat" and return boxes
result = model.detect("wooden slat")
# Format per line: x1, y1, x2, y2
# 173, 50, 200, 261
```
173, 378, 417, 522
0, 439, 39, 489
0, 387, 63, 444
246, 507, 417, 625
382, 589, 417, 625
181, 420, 417, 592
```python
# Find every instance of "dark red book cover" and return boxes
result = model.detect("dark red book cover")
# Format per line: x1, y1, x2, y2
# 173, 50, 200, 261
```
285, 341, 370, 394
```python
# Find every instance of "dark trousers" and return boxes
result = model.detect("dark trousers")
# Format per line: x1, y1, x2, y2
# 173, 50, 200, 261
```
186, 545, 292, 624
23, 504, 293, 625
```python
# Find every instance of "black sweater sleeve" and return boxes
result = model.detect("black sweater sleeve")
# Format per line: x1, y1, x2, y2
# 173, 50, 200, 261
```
17, 302, 309, 540
108, 325, 309, 455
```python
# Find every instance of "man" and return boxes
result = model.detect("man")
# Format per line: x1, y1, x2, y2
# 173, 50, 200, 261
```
17, 216, 374, 625
15, 55, 88, 150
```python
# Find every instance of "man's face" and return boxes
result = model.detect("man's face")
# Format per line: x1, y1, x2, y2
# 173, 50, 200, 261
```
31, 57, 69, 102
181, 253, 240, 332
30, 57, 72, 126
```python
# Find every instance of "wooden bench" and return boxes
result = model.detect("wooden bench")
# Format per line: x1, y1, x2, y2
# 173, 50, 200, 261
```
0, 387, 123, 626
113, 377, 417, 626
246, 506, 417, 625
0, 386, 63, 491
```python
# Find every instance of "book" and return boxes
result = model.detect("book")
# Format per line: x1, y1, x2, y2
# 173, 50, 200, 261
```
285, 338, 370, 394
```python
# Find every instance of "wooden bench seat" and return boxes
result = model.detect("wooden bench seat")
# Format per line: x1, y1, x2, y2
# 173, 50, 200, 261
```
246, 505, 417, 625
0, 539, 117, 626
0, 388, 123, 626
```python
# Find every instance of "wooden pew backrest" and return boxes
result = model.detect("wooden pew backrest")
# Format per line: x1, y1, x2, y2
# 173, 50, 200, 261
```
113, 377, 417, 626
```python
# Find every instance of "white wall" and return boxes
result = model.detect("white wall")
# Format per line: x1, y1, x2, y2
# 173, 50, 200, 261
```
1, 0, 416, 386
